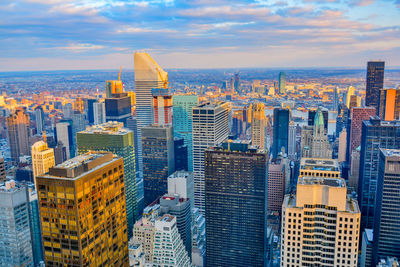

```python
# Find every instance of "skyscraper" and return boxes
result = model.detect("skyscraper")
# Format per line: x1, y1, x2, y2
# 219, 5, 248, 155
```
173, 95, 198, 171
281, 176, 360, 266
372, 149, 400, 264
174, 137, 188, 171
105, 92, 132, 125
36, 152, 129, 266
366, 61, 385, 110
134, 52, 168, 177
0, 157, 6, 182
272, 108, 289, 158
86, 98, 96, 124
93, 101, 106, 125
31, 140, 55, 183
205, 140, 268, 267
55, 120, 73, 159
349, 107, 376, 156
358, 117, 400, 231
0, 181, 33, 266
279, 71, 286, 94
77, 121, 137, 237
35, 106, 45, 135
311, 108, 332, 159
7, 107, 30, 164
308, 108, 329, 132
333, 87, 339, 111
288, 121, 297, 159
251, 102, 266, 150
152, 88, 172, 125
346, 86, 356, 109
268, 158, 286, 213
105, 67, 123, 98
28, 189, 44, 266
379, 88, 400, 121
234, 73, 240, 93
141, 124, 175, 206
192, 102, 230, 213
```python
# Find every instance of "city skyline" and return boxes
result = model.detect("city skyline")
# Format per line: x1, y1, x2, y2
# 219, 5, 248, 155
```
1, 0, 400, 71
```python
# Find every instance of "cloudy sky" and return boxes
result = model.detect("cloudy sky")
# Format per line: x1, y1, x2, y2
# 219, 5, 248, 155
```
0, 0, 399, 71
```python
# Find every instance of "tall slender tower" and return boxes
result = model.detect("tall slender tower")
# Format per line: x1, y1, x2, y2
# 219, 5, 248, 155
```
7, 107, 30, 164
134, 52, 168, 177
205, 140, 268, 267
35, 106, 45, 135
173, 95, 199, 171
279, 71, 286, 94
311, 108, 332, 159
192, 102, 230, 213
378, 88, 400, 121
272, 108, 289, 158
288, 121, 297, 159
251, 102, 266, 150
36, 152, 129, 266
77, 121, 138, 237
366, 61, 385, 110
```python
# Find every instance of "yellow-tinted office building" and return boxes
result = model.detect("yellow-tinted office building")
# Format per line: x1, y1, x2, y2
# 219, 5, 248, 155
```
36, 152, 129, 267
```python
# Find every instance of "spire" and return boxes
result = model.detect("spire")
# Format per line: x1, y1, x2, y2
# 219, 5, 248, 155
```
118, 66, 121, 81
314, 108, 325, 131
43, 130, 47, 143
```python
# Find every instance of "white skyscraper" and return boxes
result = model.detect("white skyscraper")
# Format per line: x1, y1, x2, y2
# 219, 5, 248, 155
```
93, 101, 106, 125
55, 122, 71, 159
288, 121, 296, 159
192, 102, 230, 213
134, 52, 168, 176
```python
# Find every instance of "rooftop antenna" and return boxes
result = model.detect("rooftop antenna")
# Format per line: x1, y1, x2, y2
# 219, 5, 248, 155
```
96, 86, 99, 100
119, 66, 121, 81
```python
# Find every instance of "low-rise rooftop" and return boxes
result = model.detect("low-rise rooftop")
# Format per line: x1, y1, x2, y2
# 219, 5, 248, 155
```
80, 121, 130, 135
298, 176, 346, 187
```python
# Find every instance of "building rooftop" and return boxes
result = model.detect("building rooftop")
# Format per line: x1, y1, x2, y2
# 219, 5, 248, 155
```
298, 176, 346, 187
380, 148, 400, 157
168, 170, 192, 179
300, 158, 339, 172
194, 101, 227, 109
210, 139, 261, 153
0, 180, 24, 193
160, 214, 175, 223
79, 121, 131, 135
41, 152, 117, 179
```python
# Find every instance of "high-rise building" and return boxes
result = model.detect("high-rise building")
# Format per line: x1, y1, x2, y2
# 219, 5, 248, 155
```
205, 140, 268, 267
36, 152, 129, 266
281, 176, 360, 267
55, 120, 74, 159
251, 102, 266, 150
279, 71, 286, 94
134, 52, 168, 177
359, 117, 400, 231
141, 124, 174, 206
35, 106, 45, 135
234, 73, 240, 93
152, 215, 191, 267
288, 121, 297, 159
273, 108, 290, 158
349, 148, 361, 190
168, 171, 194, 210
372, 149, 400, 264
28, 189, 44, 266
349, 107, 376, 157
174, 138, 188, 171
105, 92, 132, 125
192, 102, 230, 213
31, 140, 55, 184
152, 88, 172, 125
105, 68, 123, 98
300, 125, 314, 158
86, 99, 96, 124
333, 87, 339, 111
366, 61, 385, 110
0, 181, 33, 266
93, 101, 106, 125
268, 158, 286, 213
76, 121, 137, 237
53, 141, 67, 165
173, 95, 198, 171
308, 108, 329, 133
159, 194, 192, 258
7, 107, 30, 163
379, 88, 400, 121
361, 229, 373, 267
338, 128, 347, 163
311, 108, 332, 159
346, 86, 356, 109
0, 157, 6, 182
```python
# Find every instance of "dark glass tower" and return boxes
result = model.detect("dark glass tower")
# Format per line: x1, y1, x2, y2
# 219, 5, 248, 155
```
142, 124, 175, 206
366, 61, 385, 110
272, 108, 290, 158
372, 149, 400, 264
87, 99, 97, 124
358, 117, 400, 232
205, 140, 268, 267
105, 93, 132, 126
308, 108, 328, 133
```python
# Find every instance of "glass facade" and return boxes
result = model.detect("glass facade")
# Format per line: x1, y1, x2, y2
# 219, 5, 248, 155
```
273, 108, 289, 158
366, 61, 385, 110
205, 142, 268, 267
358, 118, 400, 231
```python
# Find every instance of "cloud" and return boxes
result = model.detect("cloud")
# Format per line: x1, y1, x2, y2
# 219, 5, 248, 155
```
54, 43, 105, 52
116, 27, 177, 33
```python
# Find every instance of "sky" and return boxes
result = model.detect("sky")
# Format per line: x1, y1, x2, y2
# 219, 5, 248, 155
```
0, 0, 399, 71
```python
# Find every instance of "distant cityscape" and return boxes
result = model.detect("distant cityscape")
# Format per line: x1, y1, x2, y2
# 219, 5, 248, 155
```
1, 53, 400, 267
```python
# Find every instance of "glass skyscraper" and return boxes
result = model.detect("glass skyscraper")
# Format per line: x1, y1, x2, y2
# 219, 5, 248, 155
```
358, 117, 400, 231
76, 122, 137, 237
366, 61, 385, 110
205, 140, 268, 267
279, 71, 286, 94
172, 94, 198, 171
272, 108, 290, 158
372, 149, 400, 264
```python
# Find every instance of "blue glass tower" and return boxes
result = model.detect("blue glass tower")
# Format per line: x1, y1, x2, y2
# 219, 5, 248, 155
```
272, 108, 290, 158
358, 117, 400, 232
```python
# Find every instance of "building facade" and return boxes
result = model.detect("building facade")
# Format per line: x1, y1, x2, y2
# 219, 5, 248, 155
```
366, 61, 385, 110
205, 140, 268, 267
251, 102, 266, 151
31, 140, 55, 183
379, 88, 400, 121
273, 108, 289, 158
36, 152, 129, 266
7, 107, 30, 164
